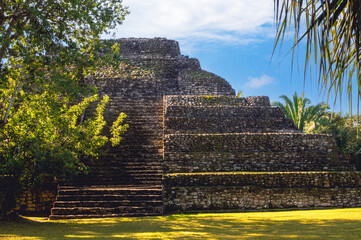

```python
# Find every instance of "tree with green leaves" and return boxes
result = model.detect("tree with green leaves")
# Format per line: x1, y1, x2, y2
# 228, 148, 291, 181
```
274, 0, 361, 113
237, 90, 243, 97
0, 0, 129, 213
0, 0, 129, 122
313, 113, 361, 170
272, 92, 328, 131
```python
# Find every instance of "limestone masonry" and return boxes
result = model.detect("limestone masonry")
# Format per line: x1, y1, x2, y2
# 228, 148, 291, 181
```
15, 38, 361, 218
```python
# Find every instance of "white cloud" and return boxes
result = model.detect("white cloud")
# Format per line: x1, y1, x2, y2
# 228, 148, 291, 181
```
245, 75, 275, 88
108, 0, 274, 45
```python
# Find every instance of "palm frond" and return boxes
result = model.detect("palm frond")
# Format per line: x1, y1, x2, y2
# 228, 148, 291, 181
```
274, 0, 361, 115
275, 92, 328, 131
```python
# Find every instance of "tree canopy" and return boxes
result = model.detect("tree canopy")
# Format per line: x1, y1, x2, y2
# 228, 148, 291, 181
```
0, 0, 128, 61
274, 0, 361, 112
0, 0, 129, 213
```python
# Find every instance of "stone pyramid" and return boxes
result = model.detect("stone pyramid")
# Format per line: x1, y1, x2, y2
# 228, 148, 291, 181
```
47, 38, 361, 218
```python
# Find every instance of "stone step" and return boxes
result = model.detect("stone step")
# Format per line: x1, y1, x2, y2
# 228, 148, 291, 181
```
107, 114, 162, 118
85, 178, 163, 184
97, 111, 162, 116
101, 156, 163, 160
88, 167, 163, 172
123, 129, 162, 133
97, 149, 162, 154
89, 167, 163, 172
58, 187, 162, 196
113, 105, 163, 108
70, 180, 162, 186
92, 172, 163, 177
103, 150, 163, 154
76, 174, 163, 179
54, 200, 163, 208
86, 160, 163, 164
109, 138, 163, 143
88, 171, 163, 177
86, 161, 163, 166
85, 166, 163, 171
122, 127, 162, 130
50, 183, 164, 219
93, 171, 163, 176
98, 153, 162, 158
116, 134, 163, 138
122, 117, 163, 121
79, 177, 163, 182
86, 162, 163, 167
84, 156, 162, 161
118, 127, 162, 132
52, 97, 166, 219
49, 212, 161, 220
84, 178, 162, 184
105, 146, 163, 150
118, 137, 163, 141
104, 147, 163, 152
81, 177, 162, 183
57, 194, 163, 201
58, 184, 162, 189
121, 115, 162, 118
51, 206, 163, 215
91, 102, 162, 107
114, 116, 163, 120
83, 161, 163, 168
117, 142, 162, 145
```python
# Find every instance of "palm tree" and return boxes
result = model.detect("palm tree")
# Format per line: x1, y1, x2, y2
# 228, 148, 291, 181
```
274, 0, 361, 113
237, 90, 243, 97
272, 92, 328, 131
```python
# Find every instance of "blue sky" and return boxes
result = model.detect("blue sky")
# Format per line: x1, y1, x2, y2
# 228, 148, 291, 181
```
104, 0, 353, 113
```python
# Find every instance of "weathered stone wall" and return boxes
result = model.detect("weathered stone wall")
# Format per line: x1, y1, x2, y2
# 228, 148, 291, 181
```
17, 186, 58, 215
164, 95, 297, 134
164, 95, 270, 107
165, 133, 336, 153
164, 172, 361, 212
163, 133, 353, 172
115, 38, 181, 58
178, 70, 235, 95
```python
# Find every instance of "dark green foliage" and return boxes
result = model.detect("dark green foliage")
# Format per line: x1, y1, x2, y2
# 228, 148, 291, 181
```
314, 114, 361, 170
0, 175, 18, 213
0, 0, 129, 213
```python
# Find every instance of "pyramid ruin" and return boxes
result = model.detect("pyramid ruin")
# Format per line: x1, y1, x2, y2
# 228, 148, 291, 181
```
15, 38, 361, 218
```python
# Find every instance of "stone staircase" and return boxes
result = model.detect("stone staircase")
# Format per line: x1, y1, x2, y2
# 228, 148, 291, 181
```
49, 98, 164, 219
50, 185, 163, 219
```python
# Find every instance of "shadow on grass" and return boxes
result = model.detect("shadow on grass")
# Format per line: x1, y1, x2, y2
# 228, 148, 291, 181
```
1, 209, 361, 239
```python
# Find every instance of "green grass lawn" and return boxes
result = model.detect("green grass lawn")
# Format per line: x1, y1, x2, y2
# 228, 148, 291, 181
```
1, 208, 361, 239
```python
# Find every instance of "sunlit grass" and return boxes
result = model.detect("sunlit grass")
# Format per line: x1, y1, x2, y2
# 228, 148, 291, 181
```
1, 208, 361, 239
